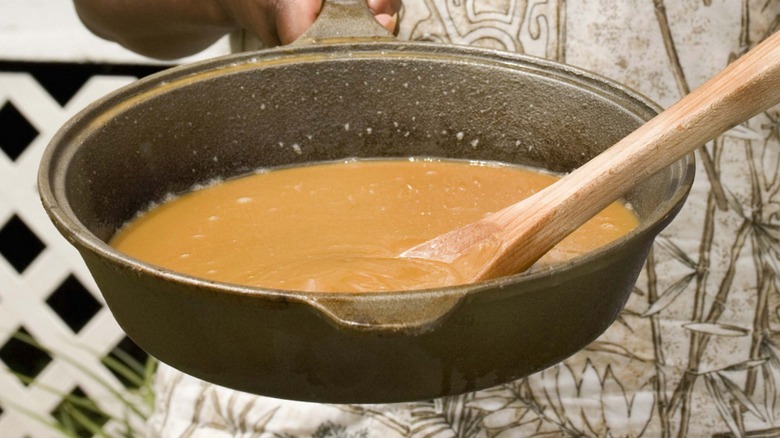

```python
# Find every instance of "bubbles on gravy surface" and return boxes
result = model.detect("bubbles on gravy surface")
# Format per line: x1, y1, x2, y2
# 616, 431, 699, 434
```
110, 158, 638, 292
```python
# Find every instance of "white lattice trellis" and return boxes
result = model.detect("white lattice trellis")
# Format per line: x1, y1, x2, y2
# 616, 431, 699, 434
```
0, 71, 148, 437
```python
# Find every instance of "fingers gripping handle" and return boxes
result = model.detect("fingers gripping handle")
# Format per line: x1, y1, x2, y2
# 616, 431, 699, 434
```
293, 0, 395, 46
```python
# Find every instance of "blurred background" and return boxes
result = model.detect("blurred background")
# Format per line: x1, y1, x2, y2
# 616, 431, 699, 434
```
0, 1, 226, 436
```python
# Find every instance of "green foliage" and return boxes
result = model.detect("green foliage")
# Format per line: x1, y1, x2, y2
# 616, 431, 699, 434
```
0, 331, 156, 438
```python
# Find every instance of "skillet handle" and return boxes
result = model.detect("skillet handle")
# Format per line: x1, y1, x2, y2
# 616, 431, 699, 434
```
292, 0, 396, 46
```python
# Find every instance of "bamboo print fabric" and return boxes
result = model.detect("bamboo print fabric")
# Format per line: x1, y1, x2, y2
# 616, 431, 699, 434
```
148, 1, 780, 436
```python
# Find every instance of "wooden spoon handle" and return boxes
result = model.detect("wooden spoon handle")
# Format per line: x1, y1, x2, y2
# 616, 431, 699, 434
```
475, 30, 780, 280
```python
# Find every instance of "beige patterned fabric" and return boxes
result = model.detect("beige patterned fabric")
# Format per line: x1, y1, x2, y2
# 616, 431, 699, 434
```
149, 1, 780, 436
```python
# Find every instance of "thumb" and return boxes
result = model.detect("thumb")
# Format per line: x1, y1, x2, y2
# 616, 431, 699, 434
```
368, 0, 400, 34
275, 0, 322, 45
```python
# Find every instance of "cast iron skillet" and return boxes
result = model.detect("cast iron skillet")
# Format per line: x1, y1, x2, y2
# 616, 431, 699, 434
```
38, 0, 695, 403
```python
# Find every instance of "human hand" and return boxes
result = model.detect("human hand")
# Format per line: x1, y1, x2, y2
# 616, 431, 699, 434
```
222, 0, 400, 47
74, 0, 401, 59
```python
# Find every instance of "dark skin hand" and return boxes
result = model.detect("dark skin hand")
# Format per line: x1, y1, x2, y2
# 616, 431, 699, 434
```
73, 0, 400, 60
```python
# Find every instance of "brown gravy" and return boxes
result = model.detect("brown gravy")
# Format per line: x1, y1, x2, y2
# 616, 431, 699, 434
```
111, 159, 638, 292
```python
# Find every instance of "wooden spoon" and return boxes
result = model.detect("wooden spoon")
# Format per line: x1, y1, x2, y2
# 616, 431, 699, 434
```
401, 30, 780, 283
